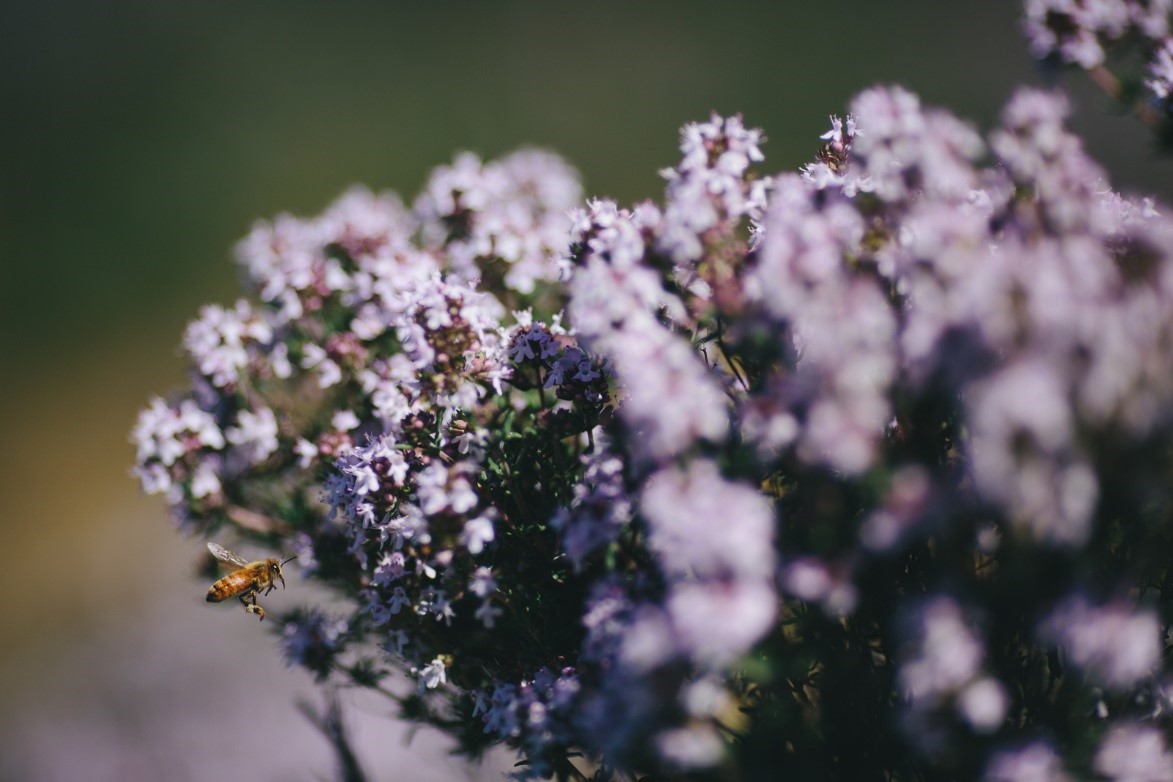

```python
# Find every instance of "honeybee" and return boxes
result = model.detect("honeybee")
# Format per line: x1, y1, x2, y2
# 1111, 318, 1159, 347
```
205, 542, 295, 621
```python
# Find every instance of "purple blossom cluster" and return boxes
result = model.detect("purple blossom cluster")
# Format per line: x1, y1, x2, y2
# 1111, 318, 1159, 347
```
1022, 0, 1173, 120
1152, 37, 1173, 103
280, 607, 349, 680
135, 75, 1173, 781
1024, 0, 1170, 68
415, 150, 582, 295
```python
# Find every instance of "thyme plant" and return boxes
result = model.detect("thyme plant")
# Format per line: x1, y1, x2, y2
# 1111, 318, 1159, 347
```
134, 4, 1173, 780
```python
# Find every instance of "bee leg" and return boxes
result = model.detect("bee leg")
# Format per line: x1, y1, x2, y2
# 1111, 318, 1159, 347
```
239, 593, 266, 621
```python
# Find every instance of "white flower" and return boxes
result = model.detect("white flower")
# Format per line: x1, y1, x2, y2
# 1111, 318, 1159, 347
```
415, 656, 448, 693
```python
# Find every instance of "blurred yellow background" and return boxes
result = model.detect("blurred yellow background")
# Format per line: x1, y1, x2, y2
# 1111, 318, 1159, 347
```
2, 2, 1170, 780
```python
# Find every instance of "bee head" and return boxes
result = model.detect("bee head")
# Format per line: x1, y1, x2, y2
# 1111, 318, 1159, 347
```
266, 559, 286, 590
270, 554, 298, 590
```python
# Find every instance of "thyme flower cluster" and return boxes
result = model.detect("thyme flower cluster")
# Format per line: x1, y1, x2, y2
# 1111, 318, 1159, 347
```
136, 18, 1173, 782
1024, 0, 1173, 122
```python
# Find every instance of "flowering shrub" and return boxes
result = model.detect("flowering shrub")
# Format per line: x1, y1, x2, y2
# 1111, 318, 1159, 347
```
134, 7, 1173, 781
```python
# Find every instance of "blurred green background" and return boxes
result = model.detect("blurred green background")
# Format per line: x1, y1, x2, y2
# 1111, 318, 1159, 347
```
2, 2, 1170, 780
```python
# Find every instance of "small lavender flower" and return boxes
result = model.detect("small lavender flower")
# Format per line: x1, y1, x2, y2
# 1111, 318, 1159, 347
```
967, 359, 1097, 545
779, 556, 858, 614
1148, 38, 1173, 109
236, 186, 416, 323
895, 596, 1011, 749
132, 397, 225, 470
1023, 0, 1120, 67
224, 405, 280, 468
897, 597, 985, 704
415, 149, 581, 294
654, 723, 726, 770
459, 514, 495, 555
482, 682, 521, 738
550, 445, 632, 569
984, 743, 1072, 782
1023, 0, 1171, 68
1094, 723, 1173, 782
131, 396, 228, 526
658, 112, 767, 263
745, 171, 894, 473
183, 300, 273, 388
587, 309, 729, 462
848, 85, 984, 203
641, 459, 774, 582
281, 609, 349, 680
1039, 597, 1161, 688
1021, 1, 1173, 133
665, 580, 777, 667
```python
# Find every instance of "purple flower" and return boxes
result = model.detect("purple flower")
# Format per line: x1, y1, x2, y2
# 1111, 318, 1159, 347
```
641, 459, 774, 581
658, 113, 768, 263
666, 580, 777, 666
594, 312, 729, 461
984, 742, 1071, 782
551, 445, 632, 569
225, 406, 279, 467
281, 609, 348, 678
1039, 597, 1161, 688
1095, 723, 1173, 782
848, 85, 984, 203
897, 597, 985, 704
967, 359, 1098, 545
183, 300, 273, 388
415, 149, 581, 293
1023, 0, 1169, 70
460, 514, 495, 555
1147, 38, 1173, 106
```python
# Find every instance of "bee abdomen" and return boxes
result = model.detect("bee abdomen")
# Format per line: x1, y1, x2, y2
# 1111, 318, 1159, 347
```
207, 574, 247, 602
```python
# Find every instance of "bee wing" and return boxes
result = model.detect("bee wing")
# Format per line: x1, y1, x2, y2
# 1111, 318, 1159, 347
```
207, 541, 250, 568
